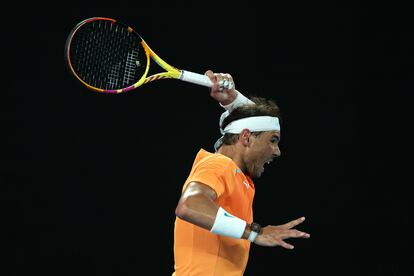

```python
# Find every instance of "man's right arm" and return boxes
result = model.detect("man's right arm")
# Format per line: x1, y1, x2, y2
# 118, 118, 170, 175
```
204, 70, 255, 129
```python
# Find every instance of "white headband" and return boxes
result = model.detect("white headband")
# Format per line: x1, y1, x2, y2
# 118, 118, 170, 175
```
222, 116, 280, 134
215, 116, 280, 151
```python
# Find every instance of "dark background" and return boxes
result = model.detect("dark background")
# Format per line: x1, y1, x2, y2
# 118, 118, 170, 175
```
5, 1, 413, 275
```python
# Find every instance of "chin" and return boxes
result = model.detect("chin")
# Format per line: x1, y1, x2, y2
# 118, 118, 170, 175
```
255, 172, 263, 178
249, 170, 262, 179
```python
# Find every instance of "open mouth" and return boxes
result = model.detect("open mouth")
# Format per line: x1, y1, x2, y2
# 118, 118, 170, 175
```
259, 159, 273, 173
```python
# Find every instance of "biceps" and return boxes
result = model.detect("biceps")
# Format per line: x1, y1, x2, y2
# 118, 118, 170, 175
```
182, 181, 218, 201
176, 182, 219, 226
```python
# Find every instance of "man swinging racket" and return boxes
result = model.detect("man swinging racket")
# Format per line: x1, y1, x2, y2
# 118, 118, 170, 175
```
172, 70, 310, 275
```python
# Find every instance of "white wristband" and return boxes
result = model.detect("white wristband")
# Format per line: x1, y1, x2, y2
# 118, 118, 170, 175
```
219, 90, 255, 113
248, 230, 259, 242
210, 207, 246, 239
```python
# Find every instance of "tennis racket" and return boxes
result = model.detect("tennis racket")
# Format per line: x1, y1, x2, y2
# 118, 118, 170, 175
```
65, 17, 213, 94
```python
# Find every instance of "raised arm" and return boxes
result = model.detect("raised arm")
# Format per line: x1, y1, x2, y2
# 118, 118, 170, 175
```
204, 70, 254, 112
204, 70, 255, 150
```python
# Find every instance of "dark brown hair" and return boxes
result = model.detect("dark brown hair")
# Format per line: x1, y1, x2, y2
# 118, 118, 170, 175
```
220, 96, 281, 146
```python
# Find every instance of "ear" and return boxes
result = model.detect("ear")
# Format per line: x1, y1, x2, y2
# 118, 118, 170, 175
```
239, 129, 251, 146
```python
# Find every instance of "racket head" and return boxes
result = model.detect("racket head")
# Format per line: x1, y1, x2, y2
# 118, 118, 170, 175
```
65, 17, 150, 94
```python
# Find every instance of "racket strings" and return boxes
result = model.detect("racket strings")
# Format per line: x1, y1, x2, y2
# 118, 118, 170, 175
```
69, 20, 146, 90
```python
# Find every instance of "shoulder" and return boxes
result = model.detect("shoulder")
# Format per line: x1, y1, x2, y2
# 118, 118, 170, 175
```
194, 149, 235, 172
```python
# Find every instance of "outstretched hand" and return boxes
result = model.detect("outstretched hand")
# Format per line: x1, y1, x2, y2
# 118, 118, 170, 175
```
254, 217, 310, 249
205, 70, 238, 106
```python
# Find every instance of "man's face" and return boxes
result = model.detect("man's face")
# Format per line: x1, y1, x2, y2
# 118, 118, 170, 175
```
245, 131, 281, 178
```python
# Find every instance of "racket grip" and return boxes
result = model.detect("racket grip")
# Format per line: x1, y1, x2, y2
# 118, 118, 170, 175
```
180, 70, 213, 87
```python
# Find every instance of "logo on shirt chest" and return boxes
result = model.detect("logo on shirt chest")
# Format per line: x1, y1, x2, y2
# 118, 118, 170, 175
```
235, 168, 250, 189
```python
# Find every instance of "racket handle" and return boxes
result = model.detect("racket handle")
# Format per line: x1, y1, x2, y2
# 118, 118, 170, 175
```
180, 70, 213, 87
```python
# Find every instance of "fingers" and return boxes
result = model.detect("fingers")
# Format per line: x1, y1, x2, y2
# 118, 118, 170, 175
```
204, 70, 216, 82
280, 241, 295, 250
287, 229, 310, 239
217, 73, 234, 91
205, 70, 220, 94
204, 70, 234, 91
282, 216, 306, 229
272, 228, 309, 240
205, 70, 237, 105
254, 225, 310, 249
279, 229, 310, 250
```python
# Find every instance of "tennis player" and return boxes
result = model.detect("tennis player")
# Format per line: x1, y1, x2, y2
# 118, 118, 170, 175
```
172, 70, 310, 275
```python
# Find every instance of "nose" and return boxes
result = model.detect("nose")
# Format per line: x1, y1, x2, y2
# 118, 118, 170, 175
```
272, 145, 281, 157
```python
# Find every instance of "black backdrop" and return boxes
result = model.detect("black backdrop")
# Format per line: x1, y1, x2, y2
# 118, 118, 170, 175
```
5, 1, 413, 275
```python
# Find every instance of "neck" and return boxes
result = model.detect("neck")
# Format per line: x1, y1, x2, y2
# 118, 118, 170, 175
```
217, 144, 246, 172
